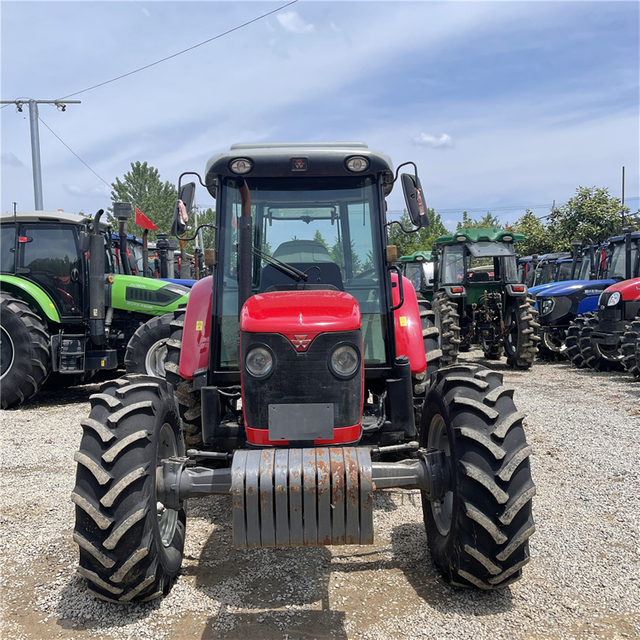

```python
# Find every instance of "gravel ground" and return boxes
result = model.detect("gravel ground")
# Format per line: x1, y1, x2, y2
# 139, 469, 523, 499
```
1, 350, 639, 640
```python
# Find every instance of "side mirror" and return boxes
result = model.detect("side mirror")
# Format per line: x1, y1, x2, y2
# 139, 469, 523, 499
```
171, 182, 196, 237
401, 173, 429, 229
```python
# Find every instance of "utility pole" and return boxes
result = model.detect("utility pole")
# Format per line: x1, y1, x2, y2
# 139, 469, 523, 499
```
1, 99, 80, 210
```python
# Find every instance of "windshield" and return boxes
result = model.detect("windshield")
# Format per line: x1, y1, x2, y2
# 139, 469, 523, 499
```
578, 254, 591, 280
608, 240, 638, 279
217, 176, 386, 369
441, 244, 519, 285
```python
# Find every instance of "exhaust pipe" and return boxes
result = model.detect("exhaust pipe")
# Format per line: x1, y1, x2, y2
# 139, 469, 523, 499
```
89, 210, 106, 346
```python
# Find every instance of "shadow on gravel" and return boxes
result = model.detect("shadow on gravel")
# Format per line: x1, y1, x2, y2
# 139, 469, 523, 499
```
390, 522, 516, 615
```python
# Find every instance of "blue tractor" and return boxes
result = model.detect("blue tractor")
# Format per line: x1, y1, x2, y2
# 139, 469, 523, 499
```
536, 229, 640, 364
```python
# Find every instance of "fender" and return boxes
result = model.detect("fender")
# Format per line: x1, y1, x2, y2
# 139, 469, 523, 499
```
179, 276, 213, 379
391, 273, 427, 375
0, 274, 60, 323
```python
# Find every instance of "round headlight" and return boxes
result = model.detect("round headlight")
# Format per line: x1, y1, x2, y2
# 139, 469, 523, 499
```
329, 344, 359, 378
245, 346, 273, 378
346, 156, 369, 172
230, 158, 253, 174
606, 291, 622, 307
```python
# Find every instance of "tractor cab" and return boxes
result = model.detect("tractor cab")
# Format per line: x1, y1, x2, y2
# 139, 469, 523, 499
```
399, 250, 434, 300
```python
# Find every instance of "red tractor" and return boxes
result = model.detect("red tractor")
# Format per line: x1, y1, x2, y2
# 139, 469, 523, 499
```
72, 143, 535, 602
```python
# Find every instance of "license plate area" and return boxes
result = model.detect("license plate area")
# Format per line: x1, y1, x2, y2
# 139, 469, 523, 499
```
268, 403, 334, 441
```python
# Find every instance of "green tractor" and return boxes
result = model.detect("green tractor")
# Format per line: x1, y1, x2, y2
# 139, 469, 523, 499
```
431, 227, 540, 368
0, 206, 190, 409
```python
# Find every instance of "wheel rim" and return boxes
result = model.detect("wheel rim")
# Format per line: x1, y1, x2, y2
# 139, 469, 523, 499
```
542, 331, 562, 353
157, 422, 179, 546
145, 339, 168, 378
0, 327, 14, 381
428, 413, 453, 535
504, 307, 518, 356
593, 341, 621, 362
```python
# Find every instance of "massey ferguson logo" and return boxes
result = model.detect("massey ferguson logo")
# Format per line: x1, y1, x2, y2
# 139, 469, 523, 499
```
290, 157, 308, 172
291, 335, 311, 350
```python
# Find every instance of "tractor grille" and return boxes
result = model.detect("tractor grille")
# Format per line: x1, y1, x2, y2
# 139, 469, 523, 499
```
241, 330, 362, 439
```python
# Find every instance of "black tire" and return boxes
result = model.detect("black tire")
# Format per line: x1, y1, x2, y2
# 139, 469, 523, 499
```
537, 329, 566, 361
432, 291, 461, 366
72, 374, 186, 603
503, 296, 540, 369
0, 292, 51, 409
579, 312, 624, 372
124, 313, 173, 378
482, 340, 502, 360
565, 315, 589, 368
164, 307, 203, 447
420, 364, 535, 589
620, 319, 640, 376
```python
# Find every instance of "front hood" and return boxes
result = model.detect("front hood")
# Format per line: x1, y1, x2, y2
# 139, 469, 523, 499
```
535, 280, 615, 299
241, 290, 361, 333
530, 280, 590, 297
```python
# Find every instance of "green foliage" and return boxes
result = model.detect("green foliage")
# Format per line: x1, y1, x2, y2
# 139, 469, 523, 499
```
547, 186, 628, 250
388, 209, 449, 258
110, 161, 177, 241
510, 209, 554, 256
456, 211, 502, 230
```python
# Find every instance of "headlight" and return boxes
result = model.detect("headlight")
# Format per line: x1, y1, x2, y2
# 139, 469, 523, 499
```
541, 298, 555, 316
329, 344, 360, 379
606, 291, 622, 307
245, 346, 273, 378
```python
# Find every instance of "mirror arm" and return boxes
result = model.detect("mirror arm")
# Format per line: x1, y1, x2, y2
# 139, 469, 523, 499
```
176, 223, 216, 243
393, 161, 419, 184
385, 219, 421, 236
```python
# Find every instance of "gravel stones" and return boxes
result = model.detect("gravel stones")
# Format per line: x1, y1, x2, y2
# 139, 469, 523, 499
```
1, 354, 639, 639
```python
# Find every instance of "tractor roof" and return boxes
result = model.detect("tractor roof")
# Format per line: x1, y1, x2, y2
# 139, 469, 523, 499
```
204, 142, 395, 195
434, 227, 525, 245
0, 210, 91, 225
399, 250, 433, 262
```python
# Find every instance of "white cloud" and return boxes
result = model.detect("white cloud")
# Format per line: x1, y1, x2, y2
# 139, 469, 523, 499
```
2, 151, 24, 167
413, 133, 454, 149
277, 11, 314, 34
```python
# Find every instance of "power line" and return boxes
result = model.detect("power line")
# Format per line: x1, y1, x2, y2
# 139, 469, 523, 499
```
38, 116, 111, 188
55, 0, 299, 101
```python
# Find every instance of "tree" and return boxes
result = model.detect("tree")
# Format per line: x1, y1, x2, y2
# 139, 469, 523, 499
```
110, 161, 177, 241
387, 209, 449, 258
511, 209, 554, 256
547, 186, 628, 250
456, 211, 502, 230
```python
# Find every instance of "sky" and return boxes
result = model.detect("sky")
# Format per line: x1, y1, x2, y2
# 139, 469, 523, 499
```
1, 0, 638, 232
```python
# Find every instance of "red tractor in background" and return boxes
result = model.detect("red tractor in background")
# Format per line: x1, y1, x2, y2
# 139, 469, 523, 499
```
72, 143, 535, 603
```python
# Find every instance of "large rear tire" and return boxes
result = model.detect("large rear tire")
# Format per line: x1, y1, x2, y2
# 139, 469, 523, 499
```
420, 364, 535, 589
124, 313, 173, 378
503, 296, 539, 369
620, 319, 640, 377
72, 374, 186, 603
164, 307, 203, 447
0, 292, 51, 409
432, 291, 461, 366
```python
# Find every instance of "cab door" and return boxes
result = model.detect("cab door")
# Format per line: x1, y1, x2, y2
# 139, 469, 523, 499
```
19, 223, 84, 319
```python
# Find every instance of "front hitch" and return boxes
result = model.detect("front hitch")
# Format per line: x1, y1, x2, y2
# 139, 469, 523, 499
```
156, 445, 452, 548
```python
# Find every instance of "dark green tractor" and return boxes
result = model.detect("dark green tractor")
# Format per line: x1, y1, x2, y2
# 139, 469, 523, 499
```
0, 207, 190, 409
431, 228, 540, 368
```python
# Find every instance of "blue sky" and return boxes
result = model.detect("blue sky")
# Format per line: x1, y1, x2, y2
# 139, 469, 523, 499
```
1, 0, 638, 231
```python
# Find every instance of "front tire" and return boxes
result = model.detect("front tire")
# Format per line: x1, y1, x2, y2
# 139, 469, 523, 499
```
503, 296, 539, 369
420, 364, 536, 589
578, 312, 624, 372
565, 315, 589, 368
72, 374, 186, 602
620, 319, 640, 376
0, 292, 51, 409
124, 314, 173, 378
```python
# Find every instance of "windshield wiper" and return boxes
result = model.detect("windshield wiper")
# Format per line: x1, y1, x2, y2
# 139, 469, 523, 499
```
253, 247, 308, 282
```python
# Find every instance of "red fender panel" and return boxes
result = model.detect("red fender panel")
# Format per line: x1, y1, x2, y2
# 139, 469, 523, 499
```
179, 276, 213, 379
391, 273, 427, 375
605, 276, 640, 300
